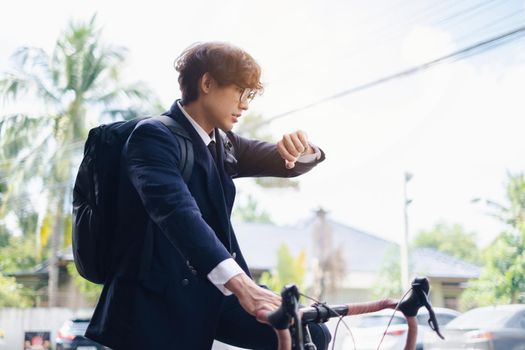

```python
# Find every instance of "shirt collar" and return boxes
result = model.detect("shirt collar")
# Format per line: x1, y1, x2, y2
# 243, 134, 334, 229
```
177, 100, 216, 145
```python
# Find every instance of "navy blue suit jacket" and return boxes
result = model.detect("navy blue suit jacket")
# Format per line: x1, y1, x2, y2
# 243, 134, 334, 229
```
86, 101, 325, 349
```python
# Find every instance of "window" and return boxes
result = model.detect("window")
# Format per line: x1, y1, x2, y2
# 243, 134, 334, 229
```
444, 296, 458, 310
513, 312, 525, 329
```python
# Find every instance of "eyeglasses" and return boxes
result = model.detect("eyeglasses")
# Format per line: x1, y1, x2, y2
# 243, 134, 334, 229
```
239, 87, 257, 104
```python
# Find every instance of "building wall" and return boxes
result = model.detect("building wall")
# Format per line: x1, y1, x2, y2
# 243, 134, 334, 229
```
311, 275, 470, 310
428, 277, 468, 310
56, 268, 96, 309
0, 308, 93, 350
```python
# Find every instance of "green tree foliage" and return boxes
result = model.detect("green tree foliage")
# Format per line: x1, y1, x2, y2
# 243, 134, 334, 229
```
236, 113, 299, 190
233, 195, 273, 224
483, 172, 525, 229
373, 246, 403, 299
374, 221, 479, 299
0, 235, 39, 273
0, 233, 42, 307
412, 221, 480, 264
259, 243, 306, 294
66, 263, 102, 303
0, 226, 9, 247
461, 173, 525, 309
0, 274, 32, 307
236, 112, 273, 142
460, 231, 525, 309
231, 113, 298, 223
0, 14, 158, 305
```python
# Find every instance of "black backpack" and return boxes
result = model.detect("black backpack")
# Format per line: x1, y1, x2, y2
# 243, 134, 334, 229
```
71, 115, 194, 284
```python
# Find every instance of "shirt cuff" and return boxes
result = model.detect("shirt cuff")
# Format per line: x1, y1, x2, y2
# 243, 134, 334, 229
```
297, 144, 321, 163
207, 258, 245, 296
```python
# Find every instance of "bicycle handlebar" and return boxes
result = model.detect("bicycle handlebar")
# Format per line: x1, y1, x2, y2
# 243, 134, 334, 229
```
265, 277, 444, 350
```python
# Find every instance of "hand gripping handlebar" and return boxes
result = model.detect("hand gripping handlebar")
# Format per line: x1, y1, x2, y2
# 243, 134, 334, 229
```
266, 277, 445, 350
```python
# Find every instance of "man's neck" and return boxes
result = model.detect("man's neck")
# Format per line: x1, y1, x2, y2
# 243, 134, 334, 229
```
182, 101, 214, 135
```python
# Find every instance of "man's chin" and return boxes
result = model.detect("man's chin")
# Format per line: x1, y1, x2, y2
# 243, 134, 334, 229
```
218, 122, 234, 132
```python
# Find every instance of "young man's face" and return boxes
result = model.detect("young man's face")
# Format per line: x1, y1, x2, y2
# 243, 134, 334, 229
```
201, 75, 254, 132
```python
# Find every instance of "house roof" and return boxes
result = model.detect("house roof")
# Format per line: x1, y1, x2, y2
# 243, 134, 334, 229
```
13, 218, 481, 280
234, 220, 481, 279
411, 247, 481, 279
234, 219, 396, 273
8, 246, 71, 276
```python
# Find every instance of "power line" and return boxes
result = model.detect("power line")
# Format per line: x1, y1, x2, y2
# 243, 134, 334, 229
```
274, 0, 472, 80
432, 0, 498, 26
359, 0, 502, 52
275, 0, 514, 91
455, 9, 524, 44
258, 24, 525, 127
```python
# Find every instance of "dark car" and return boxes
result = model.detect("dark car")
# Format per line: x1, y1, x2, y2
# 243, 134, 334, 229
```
423, 304, 525, 350
56, 318, 110, 350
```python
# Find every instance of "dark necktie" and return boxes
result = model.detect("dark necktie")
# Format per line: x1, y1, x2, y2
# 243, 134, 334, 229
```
207, 140, 217, 163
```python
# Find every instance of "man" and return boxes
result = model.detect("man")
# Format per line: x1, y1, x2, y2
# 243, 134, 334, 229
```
86, 42, 329, 349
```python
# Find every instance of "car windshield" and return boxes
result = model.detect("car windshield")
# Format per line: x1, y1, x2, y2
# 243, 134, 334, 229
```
353, 315, 406, 328
446, 308, 516, 329
68, 320, 90, 335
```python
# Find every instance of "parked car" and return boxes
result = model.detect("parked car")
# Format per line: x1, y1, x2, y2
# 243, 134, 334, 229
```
341, 307, 460, 350
423, 304, 525, 350
415, 307, 460, 349
56, 318, 110, 350
341, 310, 408, 350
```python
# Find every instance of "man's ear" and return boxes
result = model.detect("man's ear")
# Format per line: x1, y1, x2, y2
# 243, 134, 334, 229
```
200, 72, 214, 94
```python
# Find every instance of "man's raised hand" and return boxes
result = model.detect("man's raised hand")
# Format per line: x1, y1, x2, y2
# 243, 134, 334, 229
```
277, 130, 314, 169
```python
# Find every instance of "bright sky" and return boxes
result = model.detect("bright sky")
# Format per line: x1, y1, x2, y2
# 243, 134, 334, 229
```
1, 0, 525, 247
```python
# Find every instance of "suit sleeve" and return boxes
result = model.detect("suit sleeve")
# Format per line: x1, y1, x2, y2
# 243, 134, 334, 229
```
124, 120, 231, 276
227, 132, 326, 179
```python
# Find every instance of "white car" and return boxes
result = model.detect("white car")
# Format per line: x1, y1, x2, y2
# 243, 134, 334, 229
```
415, 307, 460, 349
341, 310, 409, 350
341, 307, 460, 350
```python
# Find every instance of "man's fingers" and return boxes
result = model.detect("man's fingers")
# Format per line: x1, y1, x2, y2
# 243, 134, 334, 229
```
285, 160, 295, 169
279, 132, 310, 168
256, 310, 269, 324
283, 134, 300, 157
296, 131, 309, 151
290, 133, 306, 154
277, 141, 298, 162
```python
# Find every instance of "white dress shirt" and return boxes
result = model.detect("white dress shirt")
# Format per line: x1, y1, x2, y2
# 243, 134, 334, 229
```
177, 101, 320, 295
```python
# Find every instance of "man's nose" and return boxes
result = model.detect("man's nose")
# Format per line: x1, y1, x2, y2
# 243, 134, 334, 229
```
239, 100, 249, 110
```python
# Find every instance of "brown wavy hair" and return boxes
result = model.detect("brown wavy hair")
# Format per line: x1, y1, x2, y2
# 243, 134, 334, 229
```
174, 42, 263, 104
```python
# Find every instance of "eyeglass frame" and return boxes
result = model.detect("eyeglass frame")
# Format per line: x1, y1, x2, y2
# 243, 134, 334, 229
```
238, 87, 257, 104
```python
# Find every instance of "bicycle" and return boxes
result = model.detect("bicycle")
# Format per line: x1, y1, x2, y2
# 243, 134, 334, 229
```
258, 277, 445, 350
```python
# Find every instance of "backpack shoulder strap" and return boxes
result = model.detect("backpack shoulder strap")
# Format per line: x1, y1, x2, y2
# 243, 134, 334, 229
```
218, 129, 235, 157
152, 115, 194, 183
218, 129, 238, 176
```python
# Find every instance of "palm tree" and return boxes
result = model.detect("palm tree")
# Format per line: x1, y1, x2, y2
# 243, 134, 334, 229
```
0, 15, 158, 306
474, 173, 525, 231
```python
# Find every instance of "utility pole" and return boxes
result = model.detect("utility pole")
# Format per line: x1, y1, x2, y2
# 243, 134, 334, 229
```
401, 172, 412, 291
312, 207, 332, 300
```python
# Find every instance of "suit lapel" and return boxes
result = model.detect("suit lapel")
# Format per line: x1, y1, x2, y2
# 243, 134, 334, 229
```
166, 102, 232, 243
215, 130, 236, 212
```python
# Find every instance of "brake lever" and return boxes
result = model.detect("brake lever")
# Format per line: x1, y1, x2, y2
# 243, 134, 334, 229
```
419, 287, 445, 340
398, 277, 445, 340
267, 284, 305, 350
268, 285, 299, 329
